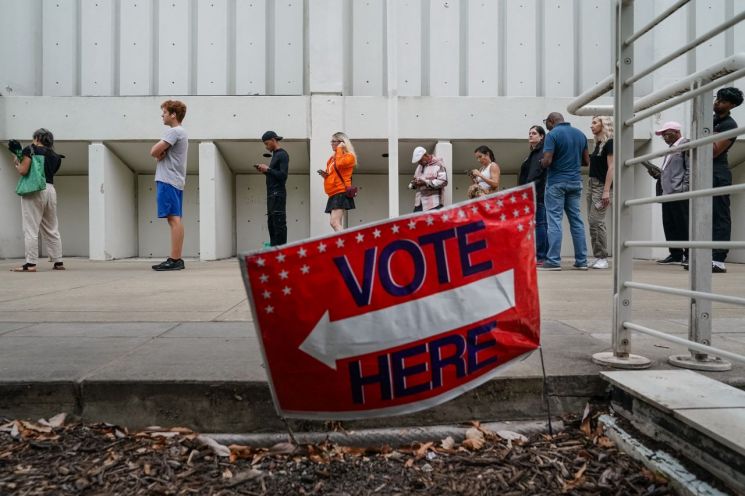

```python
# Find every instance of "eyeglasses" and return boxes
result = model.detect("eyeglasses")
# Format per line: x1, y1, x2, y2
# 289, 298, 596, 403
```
330, 140, 341, 144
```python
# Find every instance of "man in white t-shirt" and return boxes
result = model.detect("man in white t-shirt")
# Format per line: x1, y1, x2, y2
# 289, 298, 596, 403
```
149, 100, 188, 271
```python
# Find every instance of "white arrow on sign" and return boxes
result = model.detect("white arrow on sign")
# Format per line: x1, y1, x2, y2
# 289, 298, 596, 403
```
299, 269, 516, 369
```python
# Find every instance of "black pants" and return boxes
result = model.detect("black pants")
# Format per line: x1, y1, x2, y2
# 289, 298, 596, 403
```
712, 165, 732, 263
661, 199, 689, 260
267, 192, 287, 246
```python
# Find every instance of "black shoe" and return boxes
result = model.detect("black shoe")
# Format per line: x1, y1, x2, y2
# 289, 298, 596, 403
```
656, 255, 682, 265
682, 259, 688, 270
152, 258, 185, 271
712, 264, 727, 274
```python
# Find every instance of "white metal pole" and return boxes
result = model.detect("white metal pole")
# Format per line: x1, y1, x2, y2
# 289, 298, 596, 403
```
386, 0, 399, 218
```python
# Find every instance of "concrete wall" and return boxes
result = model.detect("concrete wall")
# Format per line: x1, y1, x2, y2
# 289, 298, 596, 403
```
0, 153, 23, 258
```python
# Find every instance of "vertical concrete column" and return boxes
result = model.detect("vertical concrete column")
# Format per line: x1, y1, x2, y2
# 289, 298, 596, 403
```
199, 142, 235, 261
310, 95, 344, 237
88, 143, 137, 260
0, 152, 24, 258
434, 141, 453, 206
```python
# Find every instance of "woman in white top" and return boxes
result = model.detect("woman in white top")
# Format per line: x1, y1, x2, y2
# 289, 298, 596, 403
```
468, 145, 500, 198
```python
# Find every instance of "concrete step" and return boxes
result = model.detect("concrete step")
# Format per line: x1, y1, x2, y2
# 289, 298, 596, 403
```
602, 370, 745, 494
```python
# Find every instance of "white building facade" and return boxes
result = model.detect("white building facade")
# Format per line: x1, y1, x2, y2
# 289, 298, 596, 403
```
0, 0, 743, 262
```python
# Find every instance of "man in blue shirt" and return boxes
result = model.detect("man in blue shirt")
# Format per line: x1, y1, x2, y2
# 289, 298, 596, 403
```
538, 112, 590, 271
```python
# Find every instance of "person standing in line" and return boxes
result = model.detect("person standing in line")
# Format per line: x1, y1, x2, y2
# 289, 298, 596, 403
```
468, 145, 500, 198
586, 116, 614, 270
539, 112, 590, 271
150, 100, 188, 271
409, 146, 448, 211
519, 125, 548, 265
10, 128, 65, 272
707, 87, 743, 273
647, 122, 690, 266
318, 132, 356, 231
255, 131, 289, 246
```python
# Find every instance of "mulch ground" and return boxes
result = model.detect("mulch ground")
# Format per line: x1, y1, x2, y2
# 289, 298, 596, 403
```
1, 410, 673, 495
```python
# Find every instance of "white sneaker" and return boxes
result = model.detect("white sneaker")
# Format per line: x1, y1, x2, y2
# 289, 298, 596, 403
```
592, 258, 609, 269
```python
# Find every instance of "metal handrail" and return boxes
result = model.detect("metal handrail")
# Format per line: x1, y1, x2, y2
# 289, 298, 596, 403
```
624, 322, 745, 366
568, 0, 745, 372
625, 10, 745, 86
625, 184, 745, 206
626, 126, 745, 165
623, 0, 690, 47
567, 54, 745, 117
624, 282, 745, 307
625, 241, 745, 249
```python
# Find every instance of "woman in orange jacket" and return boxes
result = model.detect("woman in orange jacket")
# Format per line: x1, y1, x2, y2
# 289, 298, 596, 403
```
317, 132, 357, 231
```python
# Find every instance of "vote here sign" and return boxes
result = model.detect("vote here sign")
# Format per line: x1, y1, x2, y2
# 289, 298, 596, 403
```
239, 184, 540, 420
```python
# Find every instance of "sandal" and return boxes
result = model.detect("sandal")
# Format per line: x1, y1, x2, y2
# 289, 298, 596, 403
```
11, 263, 37, 272
53, 262, 65, 270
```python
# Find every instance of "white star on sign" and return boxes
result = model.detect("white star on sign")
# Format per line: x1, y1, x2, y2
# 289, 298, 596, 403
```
265, 305, 274, 314
483, 202, 492, 211
256, 257, 266, 267
279, 270, 289, 280
282, 286, 292, 296
522, 192, 529, 200
426, 216, 435, 226
262, 290, 271, 299
497, 199, 504, 208
373, 229, 381, 238
517, 223, 524, 232
510, 195, 517, 204
524, 205, 531, 214
442, 213, 451, 221
336, 238, 345, 248
318, 242, 327, 253
500, 213, 507, 221
457, 210, 466, 219
298, 247, 307, 258
471, 206, 479, 214
355, 233, 364, 243
391, 224, 400, 234
408, 220, 417, 230
259, 274, 269, 284
300, 264, 310, 274
513, 209, 520, 217
276, 253, 286, 263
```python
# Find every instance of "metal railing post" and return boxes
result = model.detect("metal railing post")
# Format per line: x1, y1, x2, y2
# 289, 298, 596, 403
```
592, 0, 651, 369
667, 86, 732, 371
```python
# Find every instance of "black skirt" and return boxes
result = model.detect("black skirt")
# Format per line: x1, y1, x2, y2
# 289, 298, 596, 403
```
325, 193, 356, 213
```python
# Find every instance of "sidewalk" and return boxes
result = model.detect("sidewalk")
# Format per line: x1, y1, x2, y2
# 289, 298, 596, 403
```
1, 258, 743, 432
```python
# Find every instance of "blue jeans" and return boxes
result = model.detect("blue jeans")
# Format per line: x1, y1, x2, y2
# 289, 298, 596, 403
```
535, 202, 548, 261
545, 181, 587, 266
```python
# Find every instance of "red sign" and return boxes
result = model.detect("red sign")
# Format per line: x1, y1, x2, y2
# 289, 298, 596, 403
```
239, 184, 541, 419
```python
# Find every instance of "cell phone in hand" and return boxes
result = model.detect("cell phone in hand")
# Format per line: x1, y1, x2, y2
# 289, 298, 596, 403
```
317, 169, 326, 175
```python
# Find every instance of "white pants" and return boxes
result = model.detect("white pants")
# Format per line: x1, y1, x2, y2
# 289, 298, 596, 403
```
21, 184, 63, 264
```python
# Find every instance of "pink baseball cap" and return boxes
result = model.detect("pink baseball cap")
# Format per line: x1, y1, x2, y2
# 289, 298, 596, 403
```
654, 121, 682, 135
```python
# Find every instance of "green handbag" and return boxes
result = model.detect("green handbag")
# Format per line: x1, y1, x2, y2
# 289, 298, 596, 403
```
15, 147, 47, 196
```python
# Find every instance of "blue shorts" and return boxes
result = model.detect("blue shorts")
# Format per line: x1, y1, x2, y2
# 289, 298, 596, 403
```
156, 181, 183, 218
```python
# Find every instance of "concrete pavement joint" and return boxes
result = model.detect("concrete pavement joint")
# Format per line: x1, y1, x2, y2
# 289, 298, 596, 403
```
75, 322, 182, 383
212, 298, 249, 322
0, 323, 36, 337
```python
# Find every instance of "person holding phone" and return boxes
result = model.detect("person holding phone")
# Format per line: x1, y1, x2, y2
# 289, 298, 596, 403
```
318, 132, 356, 231
255, 130, 289, 246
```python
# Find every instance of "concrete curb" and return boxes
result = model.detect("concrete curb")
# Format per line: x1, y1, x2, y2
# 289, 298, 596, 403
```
1, 375, 607, 432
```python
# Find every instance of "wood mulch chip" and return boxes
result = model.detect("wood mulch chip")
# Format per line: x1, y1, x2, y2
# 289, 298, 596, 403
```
0, 410, 674, 495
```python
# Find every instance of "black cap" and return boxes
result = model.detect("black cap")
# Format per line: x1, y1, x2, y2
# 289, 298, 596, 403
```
261, 130, 283, 142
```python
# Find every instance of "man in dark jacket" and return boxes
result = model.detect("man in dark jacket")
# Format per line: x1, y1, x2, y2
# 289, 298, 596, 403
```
255, 131, 289, 246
